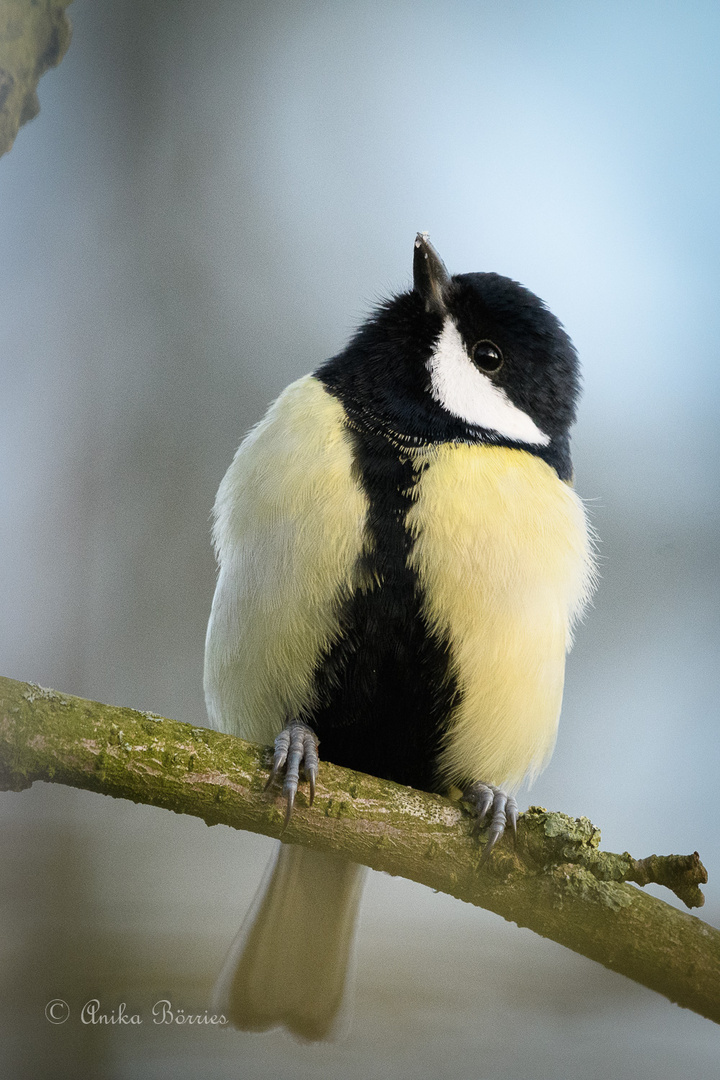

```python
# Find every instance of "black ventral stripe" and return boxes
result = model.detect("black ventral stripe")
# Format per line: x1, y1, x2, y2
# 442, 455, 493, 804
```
307, 416, 461, 794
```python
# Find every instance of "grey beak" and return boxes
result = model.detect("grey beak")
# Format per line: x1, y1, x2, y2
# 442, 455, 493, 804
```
413, 233, 450, 314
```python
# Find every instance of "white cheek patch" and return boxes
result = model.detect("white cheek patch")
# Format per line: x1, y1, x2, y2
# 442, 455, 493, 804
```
427, 318, 550, 447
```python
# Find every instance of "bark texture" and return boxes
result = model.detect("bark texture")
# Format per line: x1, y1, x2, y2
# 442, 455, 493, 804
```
0, 674, 717, 1023
0, 0, 72, 157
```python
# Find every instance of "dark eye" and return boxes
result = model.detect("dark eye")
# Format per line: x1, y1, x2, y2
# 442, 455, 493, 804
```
471, 339, 504, 373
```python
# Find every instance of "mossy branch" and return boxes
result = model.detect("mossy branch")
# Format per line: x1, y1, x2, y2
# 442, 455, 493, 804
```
0, 674, 718, 1023
0, 0, 73, 158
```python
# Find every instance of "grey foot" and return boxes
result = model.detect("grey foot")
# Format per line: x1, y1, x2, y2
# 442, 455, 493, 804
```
264, 720, 319, 825
463, 782, 518, 864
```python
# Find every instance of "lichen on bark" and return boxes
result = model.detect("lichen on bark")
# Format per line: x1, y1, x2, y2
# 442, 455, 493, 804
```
0, 674, 718, 1024
0, 0, 73, 157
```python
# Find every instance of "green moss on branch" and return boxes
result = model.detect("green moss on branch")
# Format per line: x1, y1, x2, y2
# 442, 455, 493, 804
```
0, 0, 73, 157
0, 674, 718, 1024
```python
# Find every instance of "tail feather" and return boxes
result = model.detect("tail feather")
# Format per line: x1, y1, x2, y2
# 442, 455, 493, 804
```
214, 844, 365, 1041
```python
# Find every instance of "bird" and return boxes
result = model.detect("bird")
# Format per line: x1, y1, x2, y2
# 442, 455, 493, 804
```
203, 233, 596, 1041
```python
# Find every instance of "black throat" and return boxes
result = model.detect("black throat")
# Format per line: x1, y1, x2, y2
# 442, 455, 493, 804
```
316, 352, 574, 481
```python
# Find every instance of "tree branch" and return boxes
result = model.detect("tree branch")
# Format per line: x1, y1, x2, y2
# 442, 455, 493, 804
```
0, 674, 717, 1023
0, 0, 73, 158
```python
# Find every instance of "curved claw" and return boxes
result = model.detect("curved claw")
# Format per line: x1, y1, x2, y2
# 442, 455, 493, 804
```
305, 734, 318, 807
265, 721, 319, 825
472, 785, 494, 824
463, 782, 518, 865
264, 726, 290, 791
481, 791, 508, 865
507, 795, 518, 844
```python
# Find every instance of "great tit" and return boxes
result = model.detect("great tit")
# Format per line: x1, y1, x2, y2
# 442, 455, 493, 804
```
204, 234, 596, 1040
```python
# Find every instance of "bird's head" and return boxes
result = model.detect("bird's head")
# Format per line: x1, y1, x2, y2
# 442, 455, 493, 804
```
317, 234, 580, 478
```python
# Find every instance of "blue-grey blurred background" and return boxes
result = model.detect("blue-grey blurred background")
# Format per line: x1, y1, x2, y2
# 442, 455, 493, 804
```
1, 1, 719, 1076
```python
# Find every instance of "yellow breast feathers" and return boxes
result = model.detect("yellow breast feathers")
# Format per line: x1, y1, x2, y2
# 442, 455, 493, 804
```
407, 443, 596, 791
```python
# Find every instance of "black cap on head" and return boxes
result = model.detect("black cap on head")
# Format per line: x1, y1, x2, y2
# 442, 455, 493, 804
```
316, 235, 579, 482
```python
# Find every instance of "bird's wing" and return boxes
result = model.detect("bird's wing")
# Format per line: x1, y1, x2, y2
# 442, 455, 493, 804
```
204, 374, 369, 744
